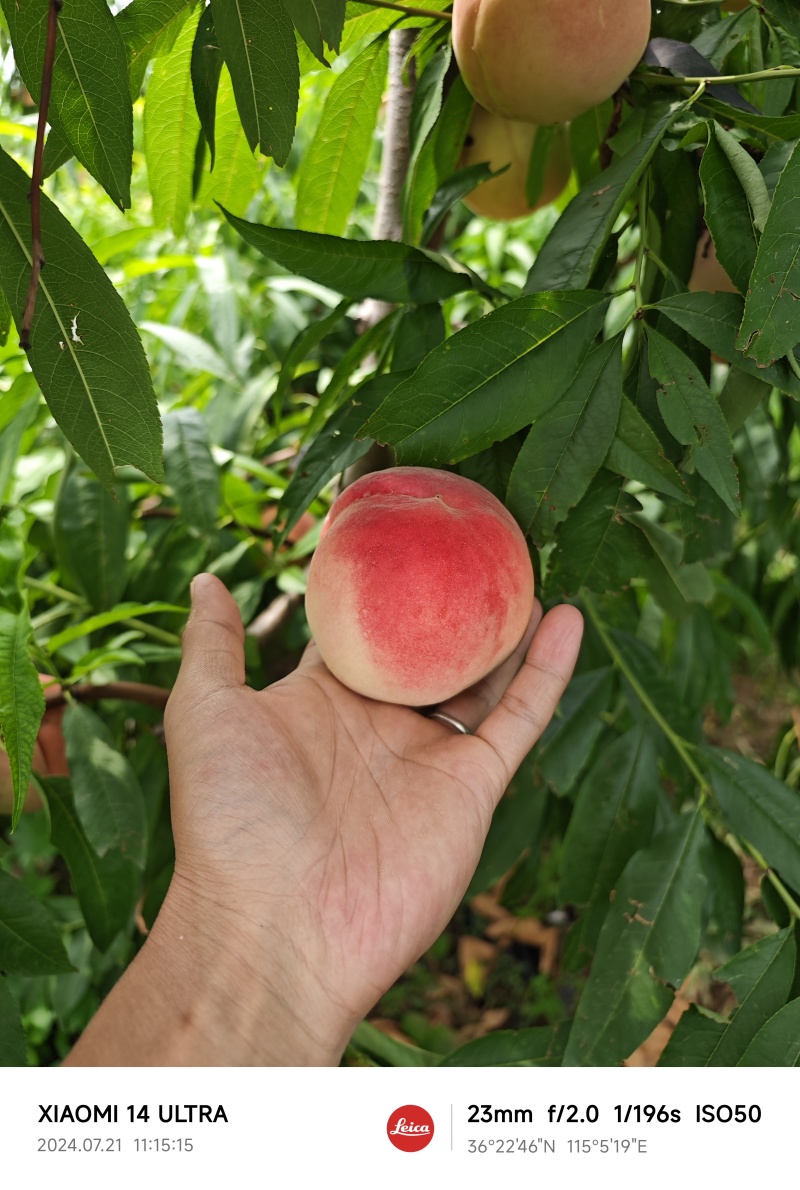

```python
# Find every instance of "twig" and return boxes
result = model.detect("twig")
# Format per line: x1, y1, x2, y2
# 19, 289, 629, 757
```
245, 591, 303, 645
638, 66, 800, 87
359, 0, 451, 20
20, 0, 62, 352
45, 681, 171, 711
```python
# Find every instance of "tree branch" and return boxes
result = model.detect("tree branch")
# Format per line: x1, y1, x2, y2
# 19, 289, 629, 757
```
45, 681, 171, 711
20, 0, 62, 352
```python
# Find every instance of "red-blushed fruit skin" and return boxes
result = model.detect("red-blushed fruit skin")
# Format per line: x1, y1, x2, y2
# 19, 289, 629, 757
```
453, 0, 652, 126
306, 468, 535, 705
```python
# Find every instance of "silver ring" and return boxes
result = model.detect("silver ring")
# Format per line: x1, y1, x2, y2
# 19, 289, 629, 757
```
427, 710, 472, 735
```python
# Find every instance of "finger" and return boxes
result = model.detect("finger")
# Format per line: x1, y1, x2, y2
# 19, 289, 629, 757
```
476, 605, 584, 788
296, 637, 323, 672
173, 573, 246, 699
432, 601, 544, 732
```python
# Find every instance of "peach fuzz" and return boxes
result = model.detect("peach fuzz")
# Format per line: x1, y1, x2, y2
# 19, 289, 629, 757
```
459, 106, 571, 221
305, 468, 535, 706
453, 0, 652, 127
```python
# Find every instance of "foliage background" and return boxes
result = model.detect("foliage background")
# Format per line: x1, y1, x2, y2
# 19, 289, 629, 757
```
1, 0, 800, 1067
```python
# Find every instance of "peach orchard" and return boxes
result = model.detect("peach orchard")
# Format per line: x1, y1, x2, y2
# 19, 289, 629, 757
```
1, 0, 800, 1067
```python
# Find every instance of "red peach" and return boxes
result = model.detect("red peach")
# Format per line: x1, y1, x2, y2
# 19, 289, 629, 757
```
305, 468, 535, 705
453, 0, 652, 126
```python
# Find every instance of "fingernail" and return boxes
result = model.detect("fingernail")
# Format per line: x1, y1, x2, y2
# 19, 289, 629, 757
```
190, 573, 212, 601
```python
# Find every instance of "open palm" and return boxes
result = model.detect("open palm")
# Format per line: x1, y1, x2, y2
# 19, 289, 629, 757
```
164, 573, 584, 1044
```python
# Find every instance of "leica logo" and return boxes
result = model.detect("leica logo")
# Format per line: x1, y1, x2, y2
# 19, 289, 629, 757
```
389, 1119, 431, 1135
386, 1105, 435, 1152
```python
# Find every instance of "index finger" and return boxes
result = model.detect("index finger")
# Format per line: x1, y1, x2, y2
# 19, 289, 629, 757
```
475, 604, 584, 790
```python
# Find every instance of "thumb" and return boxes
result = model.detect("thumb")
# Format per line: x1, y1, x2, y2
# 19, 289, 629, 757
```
174, 573, 246, 701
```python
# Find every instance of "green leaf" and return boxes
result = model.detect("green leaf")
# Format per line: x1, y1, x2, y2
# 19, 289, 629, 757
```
0, 387, 38, 503
645, 326, 739, 514
525, 105, 680, 293
625, 514, 715, 614
191, 5, 224, 168
41, 128, 73, 179
559, 727, 659, 971
737, 139, 800, 366
197, 67, 263, 216
718, 366, 771, 433
547, 471, 649, 597
605, 395, 688, 501
392, 304, 445, 373
350, 1021, 439, 1067
701, 98, 800, 144
277, 375, 395, 542
283, 0, 345, 62
2, 0, 133, 207
762, 0, 800, 40
707, 927, 796, 1065
420, 162, 494, 246
700, 125, 760, 294
656, 291, 800, 398
46, 603, 185, 654
0, 287, 9, 347
413, 76, 476, 246
274, 298, 348, 404
296, 35, 388, 236
713, 122, 771, 233
0, 975, 26, 1066
562, 809, 710, 1066
0, 148, 162, 487
704, 748, 800, 890
467, 754, 547, 897
402, 42, 451, 243
440, 1026, 568, 1067
362, 292, 608, 465
222, 209, 479, 304
140, 321, 236, 383
658, 1004, 727, 1066
507, 337, 623, 545
0, 524, 45, 829
163, 408, 221, 537
213, 0, 299, 165
737, 998, 800, 1066
537, 667, 614, 796
53, 464, 128, 612
117, 0, 194, 95
144, 8, 202, 236
0, 869, 74, 976
63, 702, 147, 868
40, 776, 138, 952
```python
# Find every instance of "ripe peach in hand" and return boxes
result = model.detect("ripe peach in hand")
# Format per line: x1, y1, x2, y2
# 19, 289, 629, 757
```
453, 0, 652, 126
305, 468, 535, 705
460, 105, 571, 221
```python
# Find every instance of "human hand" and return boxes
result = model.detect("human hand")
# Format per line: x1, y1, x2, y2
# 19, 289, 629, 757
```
65, 572, 582, 1067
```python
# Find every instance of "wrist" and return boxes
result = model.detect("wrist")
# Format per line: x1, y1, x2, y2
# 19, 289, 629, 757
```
147, 870, 354, 1066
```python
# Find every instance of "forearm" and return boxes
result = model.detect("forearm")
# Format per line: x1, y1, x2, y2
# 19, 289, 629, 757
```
64, 878, 350, 1067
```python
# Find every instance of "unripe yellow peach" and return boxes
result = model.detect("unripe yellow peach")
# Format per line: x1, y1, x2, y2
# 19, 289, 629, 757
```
305, 468, 535, 705
460, 105, 571, 220
453, 0, 652, 126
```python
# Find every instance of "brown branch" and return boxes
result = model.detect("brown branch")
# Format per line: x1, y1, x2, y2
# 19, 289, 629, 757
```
20, 0, 62, 352
45, 681, 171, 711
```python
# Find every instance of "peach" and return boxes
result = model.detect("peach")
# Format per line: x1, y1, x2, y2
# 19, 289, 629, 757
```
305, 468, 535, 705
689, 233, 738, 294
453, 0, 652, 126
460, 105, 571, 220
0, 676, 68, 815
